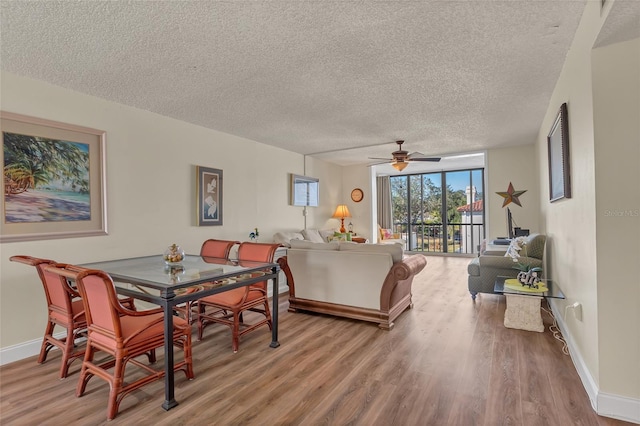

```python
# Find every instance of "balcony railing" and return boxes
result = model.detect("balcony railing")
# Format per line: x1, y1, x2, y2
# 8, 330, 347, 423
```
392, 222, 484, 254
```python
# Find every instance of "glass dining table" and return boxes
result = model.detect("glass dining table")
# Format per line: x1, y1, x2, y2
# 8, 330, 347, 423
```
81, 254, 281, 411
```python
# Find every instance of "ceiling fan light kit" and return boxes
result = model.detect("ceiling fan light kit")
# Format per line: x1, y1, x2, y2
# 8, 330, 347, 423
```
369, 140, 441, 171
392, 161, 408, 171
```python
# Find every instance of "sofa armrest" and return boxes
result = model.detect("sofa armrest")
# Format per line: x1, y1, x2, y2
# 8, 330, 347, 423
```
380, 254, 427, 311
478, 255, 520, 269
277, 256, 293, 294
391, 254, 427, 280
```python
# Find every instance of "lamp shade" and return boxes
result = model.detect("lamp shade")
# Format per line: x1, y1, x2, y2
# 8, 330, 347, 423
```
332, 204, 351, 233
392, 161, 408, 171
332, 204, 352, 219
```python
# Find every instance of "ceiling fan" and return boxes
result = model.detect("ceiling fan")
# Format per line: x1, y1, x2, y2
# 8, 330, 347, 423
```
369, 140, 441, 171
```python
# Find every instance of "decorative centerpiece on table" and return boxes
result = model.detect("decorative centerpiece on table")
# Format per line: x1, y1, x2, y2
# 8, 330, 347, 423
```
249, 228, 259, 242
504, 236, 546, 291
163, 243, 185, 265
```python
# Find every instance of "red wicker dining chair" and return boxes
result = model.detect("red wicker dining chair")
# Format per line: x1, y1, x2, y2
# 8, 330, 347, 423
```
200, 238, 239, 259
173, 238, 240, 324
45, 265, 195, 420
196, 242, 280, 352
10, 255, 88, 379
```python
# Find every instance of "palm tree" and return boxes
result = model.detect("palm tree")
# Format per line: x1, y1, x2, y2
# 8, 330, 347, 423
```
4, 132, 88, 196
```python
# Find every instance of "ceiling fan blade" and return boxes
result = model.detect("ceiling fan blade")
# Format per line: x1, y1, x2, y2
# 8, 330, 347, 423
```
368, 141, 440, 166
368, 160, 393, 166
410, 157, 441, 162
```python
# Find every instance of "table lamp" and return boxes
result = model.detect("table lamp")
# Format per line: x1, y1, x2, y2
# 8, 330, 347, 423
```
332, 205, 352, 233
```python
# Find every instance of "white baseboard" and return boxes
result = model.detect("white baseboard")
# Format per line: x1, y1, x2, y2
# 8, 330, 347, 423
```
2, 283, 289, 367
549, 300, 640, 424
0, 332, 65, 366
598, 392, 640, 424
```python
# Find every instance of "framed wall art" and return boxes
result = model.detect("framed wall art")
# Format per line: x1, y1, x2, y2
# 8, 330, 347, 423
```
547, 103, 571, 202
196, 165, 223, 226
1, 112, 107, 243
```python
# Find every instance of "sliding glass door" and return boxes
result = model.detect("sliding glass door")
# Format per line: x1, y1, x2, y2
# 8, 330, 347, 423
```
389, 168, 484, 254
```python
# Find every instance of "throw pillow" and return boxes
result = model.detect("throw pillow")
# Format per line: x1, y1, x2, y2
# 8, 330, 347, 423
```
332, 232, 352, 242
302, 228, 325, 243
273, 232, 304, 247
382, 229, 393, 240
318, 229, 336, 242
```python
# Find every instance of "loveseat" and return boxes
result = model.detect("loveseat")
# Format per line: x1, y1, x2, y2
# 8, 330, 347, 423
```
467, 233, 546, 299
273, 228, 351, 246
277, 240, 427, 329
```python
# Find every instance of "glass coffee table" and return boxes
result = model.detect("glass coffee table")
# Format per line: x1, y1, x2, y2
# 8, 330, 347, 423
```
494, 276, 565, 332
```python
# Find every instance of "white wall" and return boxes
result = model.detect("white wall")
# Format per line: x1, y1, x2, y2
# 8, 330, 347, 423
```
303, 157, 343, 231
341, 165, 372, 239
534, 0, 640, 419
0, 71, 341, 350
537, 0, 603, 393
486, 144, 541, 239
592, 37, 640, 400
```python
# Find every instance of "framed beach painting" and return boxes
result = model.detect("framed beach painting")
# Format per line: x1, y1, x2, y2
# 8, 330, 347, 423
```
1, 112, 107, 242
196, 165, 223, 226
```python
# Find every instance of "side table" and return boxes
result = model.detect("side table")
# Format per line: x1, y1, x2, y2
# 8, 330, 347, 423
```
351, 237, 368, 244
494, 276, 565, 332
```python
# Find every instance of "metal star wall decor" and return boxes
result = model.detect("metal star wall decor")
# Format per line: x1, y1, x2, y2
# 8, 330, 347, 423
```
496, 182, 527, 207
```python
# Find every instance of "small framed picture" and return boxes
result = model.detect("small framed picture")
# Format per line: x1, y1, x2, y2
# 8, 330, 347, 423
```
547, 103, 571, 202
196, 166, 223, 226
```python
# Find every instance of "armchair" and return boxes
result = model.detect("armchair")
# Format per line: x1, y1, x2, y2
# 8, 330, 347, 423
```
46, 265, 194, 420
377, 225, 406, 246
9, 255, 86, 378
467, 234, 546, 300
196, 242, 280, 352
173, 238, 240, 324
200, 238, 239, 259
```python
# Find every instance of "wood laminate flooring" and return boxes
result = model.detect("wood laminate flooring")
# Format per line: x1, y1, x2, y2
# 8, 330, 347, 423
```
0, 256, 632, 425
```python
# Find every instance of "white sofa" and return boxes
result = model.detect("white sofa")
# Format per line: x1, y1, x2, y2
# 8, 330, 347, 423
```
272, 228, 336, 246
277, 240, 427, 330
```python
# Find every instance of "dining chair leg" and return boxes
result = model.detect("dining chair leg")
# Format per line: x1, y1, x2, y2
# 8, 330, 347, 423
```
264, 300, 273, 330
107, 357, 125, 420
59, 326, 76, 379
232, 312, 241, 353
197, 311, 205, 341
182, 332, 195, 379
76, 345, 94, 398
38, 322, 55, 364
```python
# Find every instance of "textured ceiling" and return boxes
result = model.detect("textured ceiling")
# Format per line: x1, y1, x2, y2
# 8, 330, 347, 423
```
1, 1, 591, 166
595, 0, 640, 48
